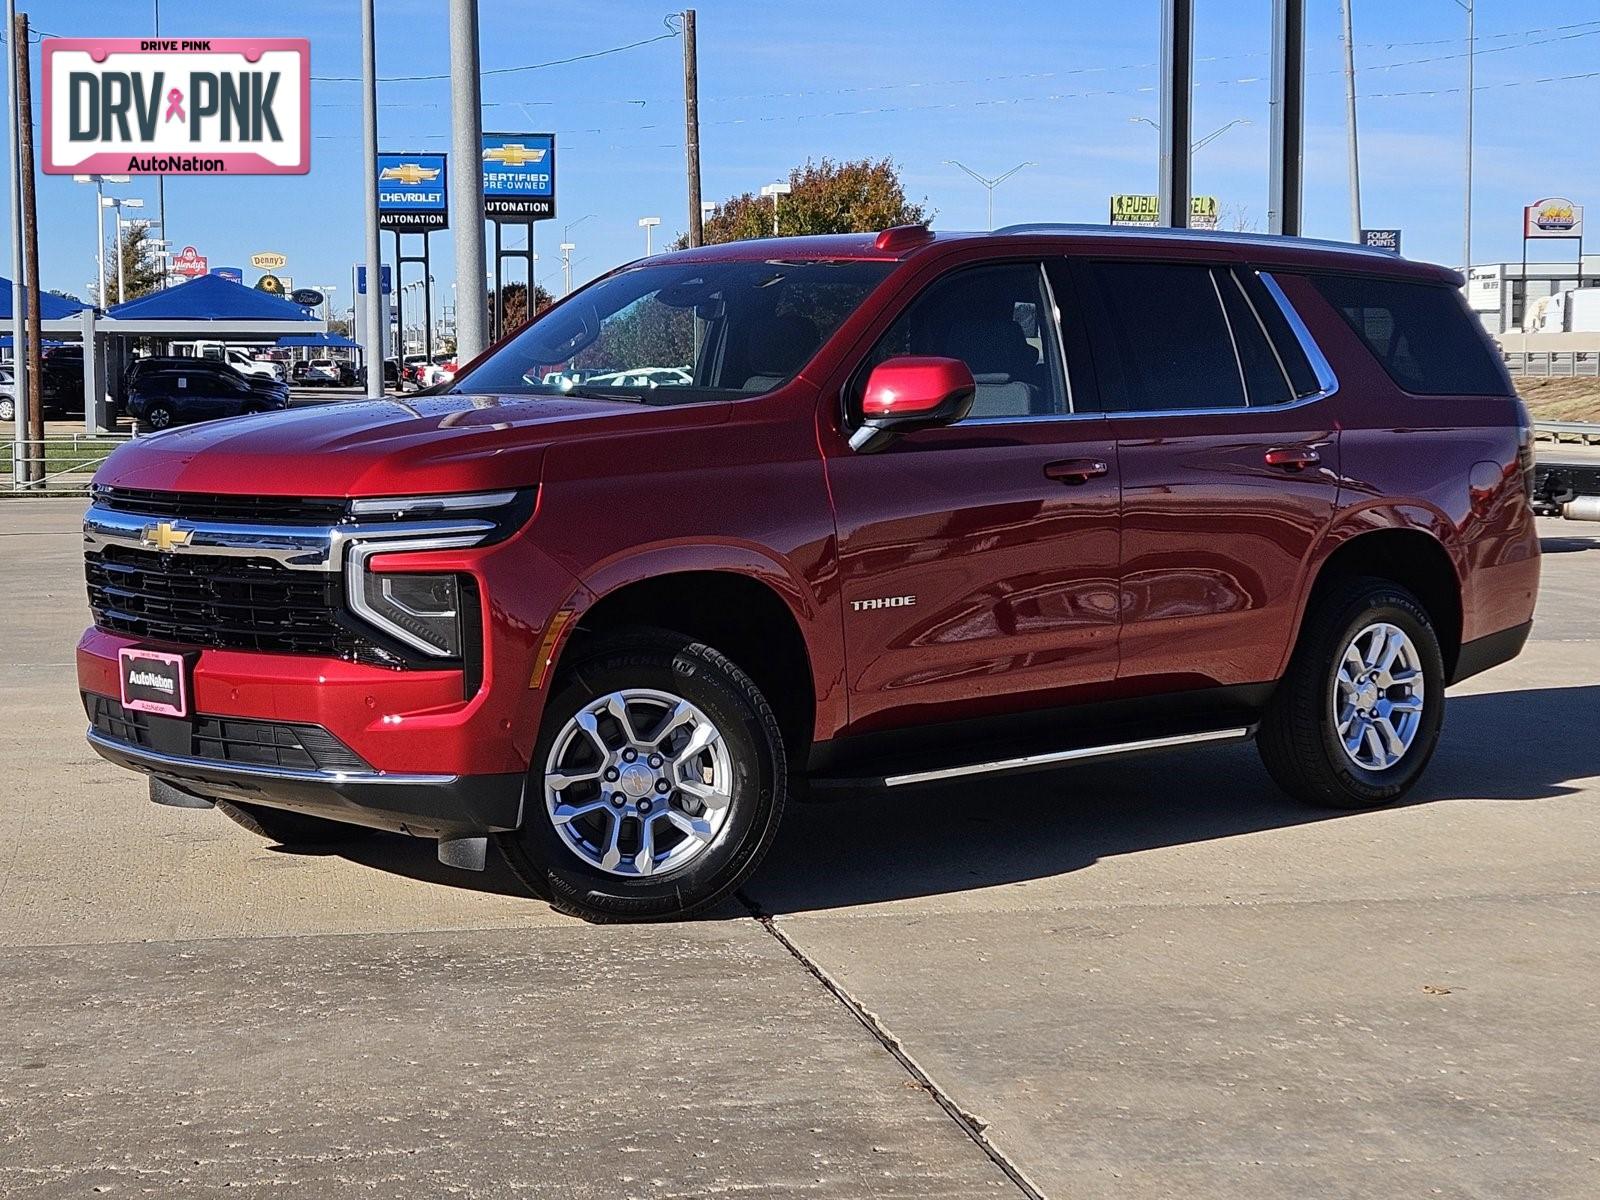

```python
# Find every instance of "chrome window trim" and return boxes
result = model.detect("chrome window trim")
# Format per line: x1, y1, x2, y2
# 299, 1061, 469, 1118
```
1036, 261, 1076, 416
1210, 268, 1252, 409
86, 727, 456, 787
1229, 271, 1298, 400
1258, 270, 1339, 399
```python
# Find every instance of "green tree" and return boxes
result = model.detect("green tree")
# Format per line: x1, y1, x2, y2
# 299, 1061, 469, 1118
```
490, 280, 555, 335
46, 287, 83, 304
687, 157, 931, 246
102, 222, 164, 304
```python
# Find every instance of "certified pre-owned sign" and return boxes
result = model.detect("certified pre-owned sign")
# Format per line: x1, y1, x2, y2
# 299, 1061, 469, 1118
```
42, 38, 310, 175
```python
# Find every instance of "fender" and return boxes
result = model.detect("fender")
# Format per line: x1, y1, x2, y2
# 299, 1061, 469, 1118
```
549, 539, 846, 743
1277, 497, 1467, 679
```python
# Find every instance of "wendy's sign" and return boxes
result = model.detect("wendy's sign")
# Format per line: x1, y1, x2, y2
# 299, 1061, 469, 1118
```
42, 38, 310, 175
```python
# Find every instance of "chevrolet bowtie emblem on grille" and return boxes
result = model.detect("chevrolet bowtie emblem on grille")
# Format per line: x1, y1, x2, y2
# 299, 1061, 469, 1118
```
140, 521, 193, 553
482, 143, 546, 167
379, 162, 441, 185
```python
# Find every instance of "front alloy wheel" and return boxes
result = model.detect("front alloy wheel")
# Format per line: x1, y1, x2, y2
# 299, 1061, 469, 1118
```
497, 628, 788, 922
544, 688, 734, 878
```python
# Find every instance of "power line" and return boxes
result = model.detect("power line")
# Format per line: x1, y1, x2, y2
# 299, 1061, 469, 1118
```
311, 29, 677, 83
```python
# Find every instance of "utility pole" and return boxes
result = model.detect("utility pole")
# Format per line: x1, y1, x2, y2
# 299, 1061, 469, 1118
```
1459, 0, 1474, 271
1157, 0, 1193, 228
1267, 0, 1304, 235
359, 0, 384, 397
449, 0, 487, 364
1340, 0, 1362, 241
7, 0, 28, 487
15, 10, 40, 484
682, 9, 703, 248
154, 0, 167, 285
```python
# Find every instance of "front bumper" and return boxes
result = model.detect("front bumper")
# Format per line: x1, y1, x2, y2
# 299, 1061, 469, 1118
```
83, 696, 524, 838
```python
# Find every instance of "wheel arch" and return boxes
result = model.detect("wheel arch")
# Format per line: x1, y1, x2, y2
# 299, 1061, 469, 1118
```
554, 566, 825, 758
1293, 523, 1465, 680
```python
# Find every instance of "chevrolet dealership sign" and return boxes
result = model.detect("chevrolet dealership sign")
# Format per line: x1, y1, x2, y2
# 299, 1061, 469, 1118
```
42, 38, 310, 175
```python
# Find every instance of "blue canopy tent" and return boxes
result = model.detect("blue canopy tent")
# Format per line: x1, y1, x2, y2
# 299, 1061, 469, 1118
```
0, 278, 90, 323
277, 331, 360, 350
103, 273, 325, 336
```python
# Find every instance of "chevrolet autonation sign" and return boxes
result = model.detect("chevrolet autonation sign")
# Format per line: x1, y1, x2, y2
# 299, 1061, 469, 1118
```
42, 38, 310, 175
378, 151, 449, 231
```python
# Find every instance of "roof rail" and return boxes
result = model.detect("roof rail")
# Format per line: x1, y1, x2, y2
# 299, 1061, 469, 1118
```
993, 221, 1399, 257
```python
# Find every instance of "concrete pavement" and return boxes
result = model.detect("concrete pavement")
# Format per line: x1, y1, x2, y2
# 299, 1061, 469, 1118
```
1, 497, 1597, 1197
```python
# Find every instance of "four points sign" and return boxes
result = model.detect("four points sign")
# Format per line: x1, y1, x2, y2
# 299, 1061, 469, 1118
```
41, 38, 310, 175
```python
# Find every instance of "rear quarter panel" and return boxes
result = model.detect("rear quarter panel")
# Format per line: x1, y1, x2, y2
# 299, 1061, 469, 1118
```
1272, 272, 1540, 664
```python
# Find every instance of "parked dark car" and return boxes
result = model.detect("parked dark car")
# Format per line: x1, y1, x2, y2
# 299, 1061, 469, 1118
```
0, 364, 13, 422
127, 357, 289, 404
125, 366, 289, 430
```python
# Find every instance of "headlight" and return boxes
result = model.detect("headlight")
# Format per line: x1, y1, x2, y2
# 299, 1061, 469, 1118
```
358, 571, 462, 657
342, 490, 533, 659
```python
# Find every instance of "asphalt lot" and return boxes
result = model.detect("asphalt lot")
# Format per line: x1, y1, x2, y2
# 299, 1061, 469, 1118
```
1, 498, 1597, 1198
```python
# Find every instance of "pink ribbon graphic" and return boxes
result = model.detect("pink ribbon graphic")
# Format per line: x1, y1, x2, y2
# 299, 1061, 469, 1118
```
164, 88, 185, 123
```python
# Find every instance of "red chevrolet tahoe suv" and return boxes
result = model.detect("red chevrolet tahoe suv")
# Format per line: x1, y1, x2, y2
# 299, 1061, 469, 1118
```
78, 225, 1540, 921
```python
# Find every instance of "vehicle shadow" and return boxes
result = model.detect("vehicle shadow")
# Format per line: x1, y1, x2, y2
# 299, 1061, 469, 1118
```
746, 682, 1600, 916
1540, 535, 1600, 554
303, 683, 1600, 913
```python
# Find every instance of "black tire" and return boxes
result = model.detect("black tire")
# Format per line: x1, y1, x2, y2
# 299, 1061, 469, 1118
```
497, 627, 788, 923
143, 401, 175, 431
1259, 577, 1446, 809
215, 800, 369, 845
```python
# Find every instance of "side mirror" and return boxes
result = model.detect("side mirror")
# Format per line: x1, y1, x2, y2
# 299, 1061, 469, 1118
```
849, 356, 977, 453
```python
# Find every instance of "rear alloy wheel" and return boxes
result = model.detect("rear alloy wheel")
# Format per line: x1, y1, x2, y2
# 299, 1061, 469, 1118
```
1259, 577, 1445, 809
497, 628, 787, 922
143, 401, 175, 431
0, 395, 13, 422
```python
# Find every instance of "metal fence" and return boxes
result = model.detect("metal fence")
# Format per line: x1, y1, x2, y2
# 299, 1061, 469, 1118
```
3, 433, 132, 493
1504, 351, 1600, 378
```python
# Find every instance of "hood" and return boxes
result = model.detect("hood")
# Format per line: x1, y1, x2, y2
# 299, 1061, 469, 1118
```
96, 391, 727, 498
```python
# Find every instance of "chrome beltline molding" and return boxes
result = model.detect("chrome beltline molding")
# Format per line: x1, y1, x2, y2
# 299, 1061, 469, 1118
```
86, 727, 457, 787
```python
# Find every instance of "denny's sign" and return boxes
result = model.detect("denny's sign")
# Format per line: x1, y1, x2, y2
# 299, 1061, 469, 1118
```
42, 38, 310, 175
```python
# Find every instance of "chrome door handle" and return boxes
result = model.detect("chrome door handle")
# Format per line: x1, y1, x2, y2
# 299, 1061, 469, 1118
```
1264, 446, 1321, 471
1044, 458, 1110, 485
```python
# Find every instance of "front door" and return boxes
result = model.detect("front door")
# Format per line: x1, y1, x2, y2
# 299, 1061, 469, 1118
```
1072, 257, 1341, 694
826, 259, 1121, 735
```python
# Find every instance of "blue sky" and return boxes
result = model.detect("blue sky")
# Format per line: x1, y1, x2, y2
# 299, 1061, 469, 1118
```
7, 0, 1600, 314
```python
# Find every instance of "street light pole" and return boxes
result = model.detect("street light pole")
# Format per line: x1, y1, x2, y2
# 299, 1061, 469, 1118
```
943, 160, 1034, 231
759, 182, 791, 236
104, 197, 144, 303
559, 243, 575, 296
1457, 0, 1474, 271
1340, 0, 1362, 241
7, 0, 25, 487
359, 0, 384, 396
638, 216, 661, 256
448, 0, 488, 365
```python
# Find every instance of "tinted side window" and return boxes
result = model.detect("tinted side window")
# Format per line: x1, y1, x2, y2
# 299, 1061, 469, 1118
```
1083, 261, 1245, 412
1216, 270, 1293, 407
1309, 273, 1510, 396
865, 262, 1069, 420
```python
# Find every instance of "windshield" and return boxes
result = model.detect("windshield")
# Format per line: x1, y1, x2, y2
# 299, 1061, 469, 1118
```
453, 258, 894, 402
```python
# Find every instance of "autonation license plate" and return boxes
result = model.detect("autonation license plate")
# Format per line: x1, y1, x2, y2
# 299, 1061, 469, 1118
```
118, 647, 190, 718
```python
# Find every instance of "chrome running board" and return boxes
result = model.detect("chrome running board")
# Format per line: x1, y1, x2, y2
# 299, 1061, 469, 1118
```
881, 726, 1255, 788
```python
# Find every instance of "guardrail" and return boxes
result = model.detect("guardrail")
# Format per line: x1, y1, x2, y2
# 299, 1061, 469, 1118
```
3, 433, 131, 493
1534, 420, 1600, 445
1505, 351, 1600, 378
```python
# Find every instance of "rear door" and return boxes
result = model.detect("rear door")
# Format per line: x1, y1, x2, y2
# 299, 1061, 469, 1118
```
827, 258, 1121, 734
1073, 257, 1340, 694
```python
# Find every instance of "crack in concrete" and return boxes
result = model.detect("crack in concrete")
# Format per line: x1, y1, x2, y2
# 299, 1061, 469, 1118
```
738, 890, 1047, 1200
